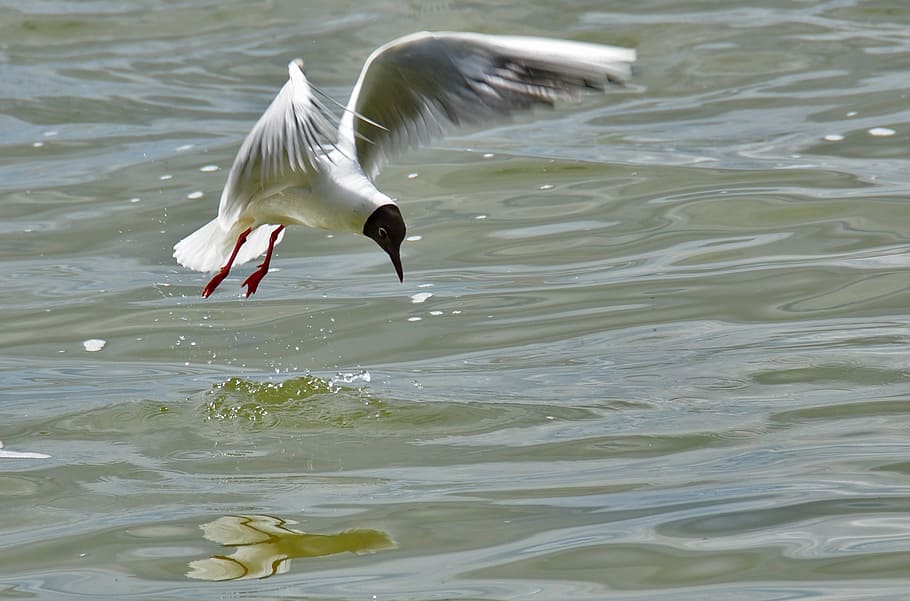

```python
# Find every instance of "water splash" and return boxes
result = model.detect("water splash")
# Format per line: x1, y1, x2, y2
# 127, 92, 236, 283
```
330, 370, 372, 387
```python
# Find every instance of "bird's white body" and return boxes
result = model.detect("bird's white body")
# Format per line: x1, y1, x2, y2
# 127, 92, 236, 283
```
236, 156, 391, 233
173, 31, 636, 295
175, 156, 391, 270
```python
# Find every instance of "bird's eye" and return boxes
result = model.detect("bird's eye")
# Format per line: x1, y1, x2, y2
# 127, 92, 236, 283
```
378, 227, 388, 238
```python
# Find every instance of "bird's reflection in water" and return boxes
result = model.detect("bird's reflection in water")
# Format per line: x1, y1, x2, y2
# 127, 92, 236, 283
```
187, 514, 396, 581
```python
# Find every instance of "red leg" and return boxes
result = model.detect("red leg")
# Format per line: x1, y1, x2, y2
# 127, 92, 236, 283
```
201, 227, 252, 298
242, 225, 285, 297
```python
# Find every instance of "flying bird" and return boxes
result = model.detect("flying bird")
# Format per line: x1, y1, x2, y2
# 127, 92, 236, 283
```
173, 31, 636, 297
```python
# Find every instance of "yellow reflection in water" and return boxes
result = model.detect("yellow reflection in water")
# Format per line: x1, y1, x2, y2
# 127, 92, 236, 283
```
187, 514, 396, 581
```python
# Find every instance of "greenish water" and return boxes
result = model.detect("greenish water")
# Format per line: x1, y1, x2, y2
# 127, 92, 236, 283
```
3, 1, 910, 599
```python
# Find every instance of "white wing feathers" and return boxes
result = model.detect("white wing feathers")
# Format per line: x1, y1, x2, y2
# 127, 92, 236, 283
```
338, 31, 636, 180
175, 60, 327, 273
217, 59, 337, 230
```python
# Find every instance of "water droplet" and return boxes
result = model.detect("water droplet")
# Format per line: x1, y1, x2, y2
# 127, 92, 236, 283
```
868, 127, 895, 137
199, 164, 219, 172
187, 191, 204, 199
823, 134, 844, 142
160, 174, 173, 181
83, 339, 106, 352
410, 292, 433, 303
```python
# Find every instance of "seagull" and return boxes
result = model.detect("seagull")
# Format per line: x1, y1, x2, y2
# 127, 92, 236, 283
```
173, 31, 636, 297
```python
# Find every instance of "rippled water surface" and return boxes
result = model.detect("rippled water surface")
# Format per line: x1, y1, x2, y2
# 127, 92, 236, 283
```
3, 1, 910, 599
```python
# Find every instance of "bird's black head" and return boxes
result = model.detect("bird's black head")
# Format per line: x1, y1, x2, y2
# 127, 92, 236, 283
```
363, 204, 406, 282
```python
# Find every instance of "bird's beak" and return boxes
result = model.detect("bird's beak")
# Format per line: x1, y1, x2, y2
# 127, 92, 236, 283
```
387, 246, 404, 282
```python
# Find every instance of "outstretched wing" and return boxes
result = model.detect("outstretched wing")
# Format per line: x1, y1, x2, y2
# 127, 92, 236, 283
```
337, 31, 636, 180
217, 59, 338, 230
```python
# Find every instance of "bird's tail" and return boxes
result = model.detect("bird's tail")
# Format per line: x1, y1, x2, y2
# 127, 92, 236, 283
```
173, 219, 285, 273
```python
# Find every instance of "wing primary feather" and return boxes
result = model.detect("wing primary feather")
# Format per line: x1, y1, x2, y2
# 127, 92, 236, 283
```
353, 130, 376, 145
313, 101, 344, 159
312, 84, 390, 132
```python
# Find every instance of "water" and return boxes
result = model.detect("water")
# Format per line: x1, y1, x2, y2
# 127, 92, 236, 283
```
2, 0, 910, 599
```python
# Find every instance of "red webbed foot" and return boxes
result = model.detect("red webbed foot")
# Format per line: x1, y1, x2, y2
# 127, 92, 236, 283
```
199, 226, 252, 298
241, 225, 285, 298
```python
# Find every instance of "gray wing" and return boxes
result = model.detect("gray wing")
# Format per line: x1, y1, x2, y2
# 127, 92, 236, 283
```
217, 59, 337, 230
337, 31, 636, 180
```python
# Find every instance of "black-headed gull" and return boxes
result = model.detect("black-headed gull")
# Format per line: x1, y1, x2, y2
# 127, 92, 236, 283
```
173, 31, 636, 297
